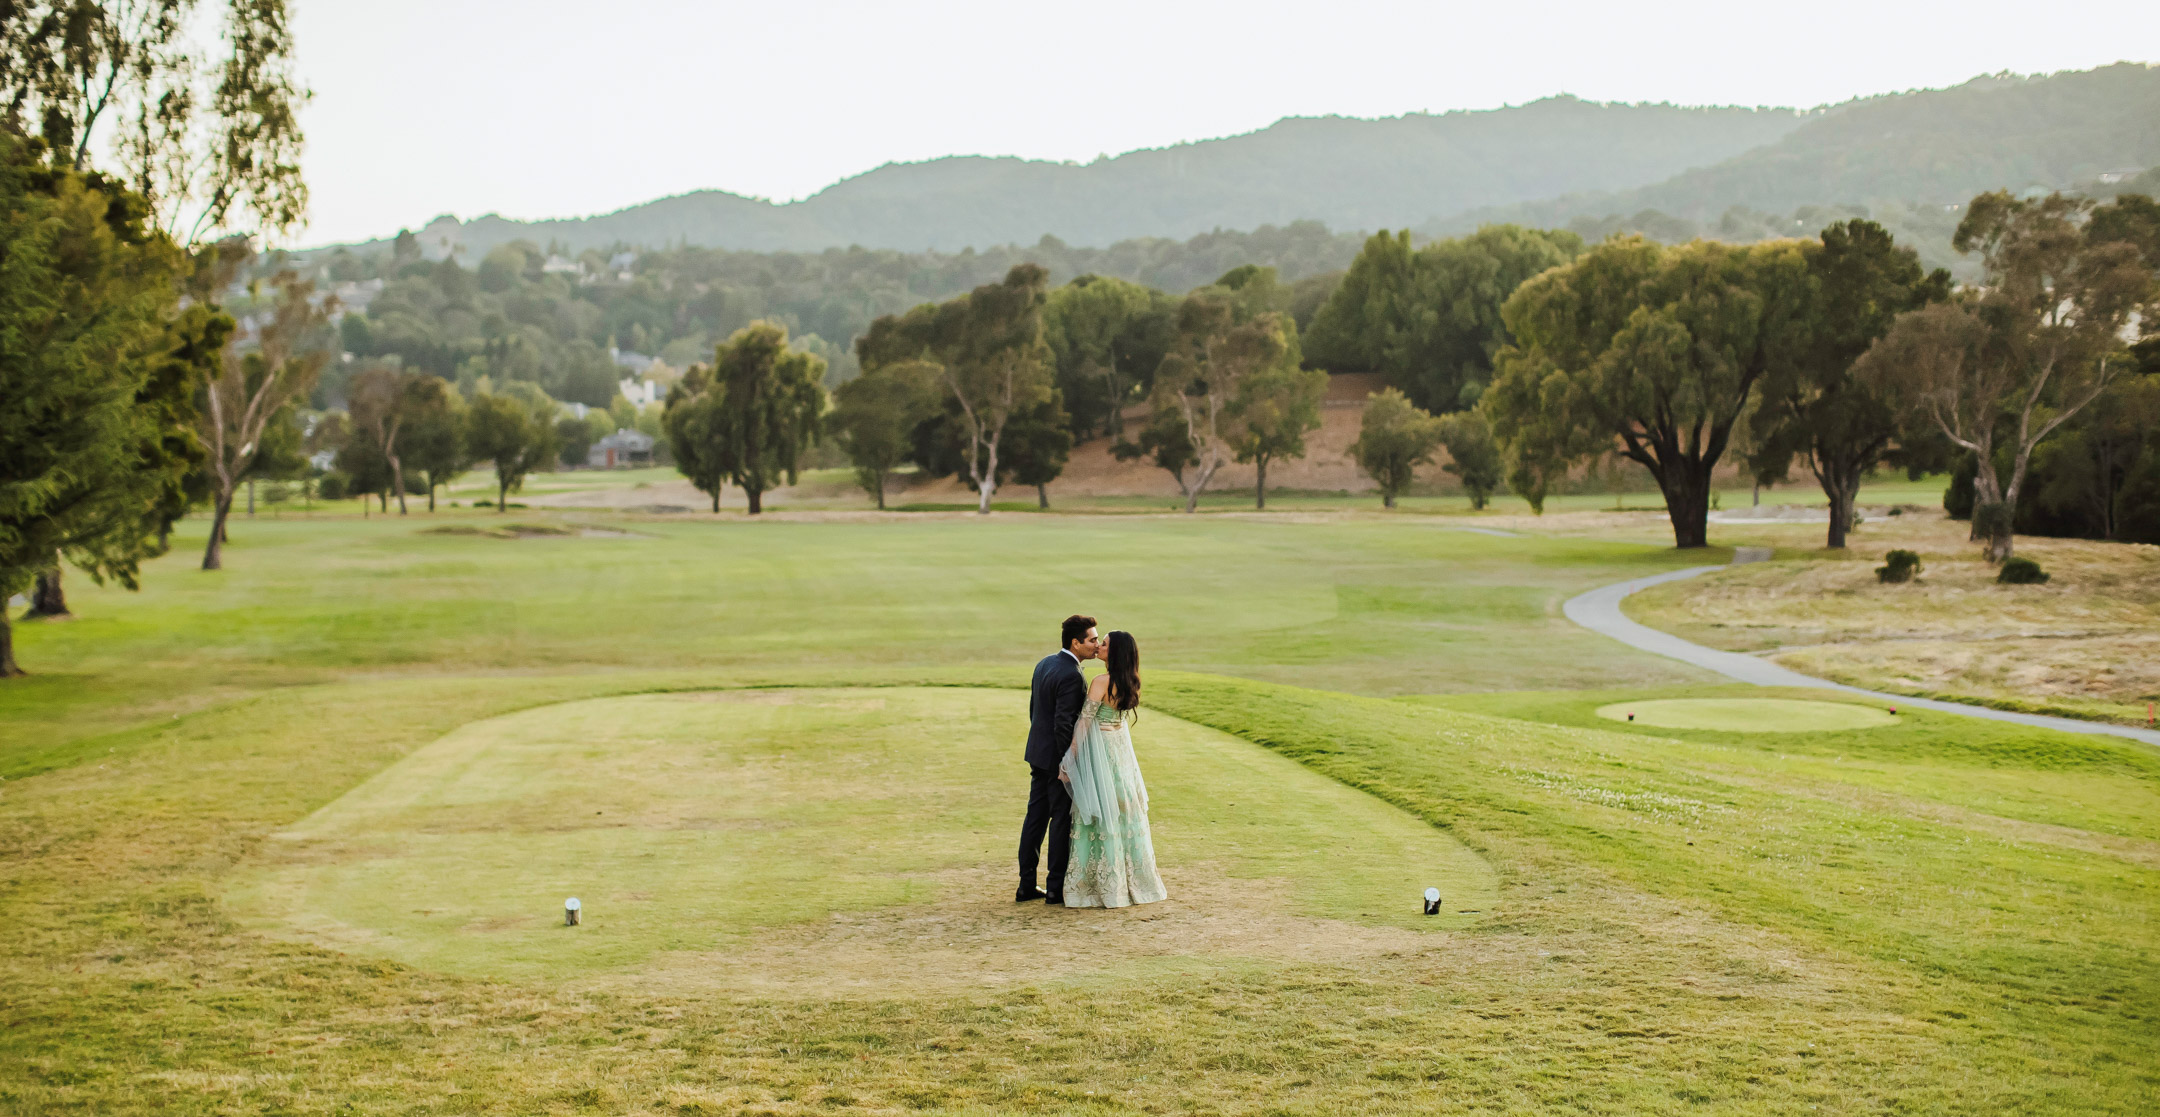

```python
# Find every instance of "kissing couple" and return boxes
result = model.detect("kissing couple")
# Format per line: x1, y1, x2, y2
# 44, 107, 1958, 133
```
1015, 614, 1168, 909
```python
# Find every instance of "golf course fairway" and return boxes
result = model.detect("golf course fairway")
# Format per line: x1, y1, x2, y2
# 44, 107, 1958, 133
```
228, 687, 1497, 990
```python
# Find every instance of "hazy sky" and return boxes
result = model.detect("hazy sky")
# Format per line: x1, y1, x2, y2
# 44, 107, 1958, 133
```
289, 0, 2158, 247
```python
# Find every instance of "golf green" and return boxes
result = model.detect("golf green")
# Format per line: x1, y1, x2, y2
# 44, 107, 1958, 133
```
227, 687, 1495, 988
1594, 696, 1899, 733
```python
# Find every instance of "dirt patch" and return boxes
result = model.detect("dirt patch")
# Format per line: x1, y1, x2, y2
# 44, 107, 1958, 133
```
607, 865, 1443, 997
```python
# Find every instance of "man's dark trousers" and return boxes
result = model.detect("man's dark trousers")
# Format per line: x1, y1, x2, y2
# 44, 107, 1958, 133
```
1020, 648, 1084, 897
1018, 764, 1071, 895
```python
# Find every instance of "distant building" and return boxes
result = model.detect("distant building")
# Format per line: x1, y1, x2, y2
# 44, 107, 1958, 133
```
619, 376, 662, 406
542, 254, 583, 275
610, 346, 655, 375
2097, 168, 2145, 185
588, 428, 655, 469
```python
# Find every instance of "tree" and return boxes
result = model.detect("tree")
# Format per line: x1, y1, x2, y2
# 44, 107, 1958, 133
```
1111, 407, 1198, 501
708, 321, 826, 515
0, 0, 309, 244
663, 364, 728, 512
1855, 193, 2155, 561
858, 265, 1055, 515
198, 270, 330, 567
348, 365, 449, 515
1487, 236, 1809, 548
1305, 226, 1583, 411
1001, 395, 1075, 509
828, 361, 937, 509
1749, 220, 1951, 548
401, 383, 468, 511
0, 140, 195, 674
1349, 388, 1444, 508
466, 383, 560, 512
1227, 361, 1326, 509
1041, 274, 1174, 439
1150, 296, 1300, 513
1438, 411, 1503, 509
555, 410, 610, 469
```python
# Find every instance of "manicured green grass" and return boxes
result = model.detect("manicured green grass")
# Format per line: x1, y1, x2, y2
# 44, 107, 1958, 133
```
1592, 696, 1899, 732
229, 687, 1493, 985
5, 508, 2156, 1113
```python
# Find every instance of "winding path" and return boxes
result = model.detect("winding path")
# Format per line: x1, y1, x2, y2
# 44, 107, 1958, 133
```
1563, 563, 2160, 748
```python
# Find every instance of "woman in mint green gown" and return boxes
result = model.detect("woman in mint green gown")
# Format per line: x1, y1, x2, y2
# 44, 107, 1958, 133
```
1058, 631, 1167, 909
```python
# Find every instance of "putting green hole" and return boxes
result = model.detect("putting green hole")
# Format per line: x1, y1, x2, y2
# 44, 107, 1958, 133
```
1594, 697, 1898, 733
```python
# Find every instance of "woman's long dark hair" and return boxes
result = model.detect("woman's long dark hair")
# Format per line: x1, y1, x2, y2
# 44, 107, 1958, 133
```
1105, 630, 1140, 715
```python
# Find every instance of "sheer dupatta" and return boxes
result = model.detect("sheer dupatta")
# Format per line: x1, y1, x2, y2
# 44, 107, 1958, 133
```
1058, 695, 1166, 908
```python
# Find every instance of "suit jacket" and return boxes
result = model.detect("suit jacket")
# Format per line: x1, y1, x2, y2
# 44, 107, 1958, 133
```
1025, 650, 1085, 769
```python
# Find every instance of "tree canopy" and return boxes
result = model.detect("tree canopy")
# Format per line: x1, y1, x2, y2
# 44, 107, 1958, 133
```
1304, 225, 1582, 412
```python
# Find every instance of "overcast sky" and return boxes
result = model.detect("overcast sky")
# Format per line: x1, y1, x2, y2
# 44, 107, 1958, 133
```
288, 0, 2158, 248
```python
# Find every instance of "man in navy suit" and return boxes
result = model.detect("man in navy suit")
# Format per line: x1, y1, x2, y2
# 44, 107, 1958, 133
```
1017, 614, 1101, 904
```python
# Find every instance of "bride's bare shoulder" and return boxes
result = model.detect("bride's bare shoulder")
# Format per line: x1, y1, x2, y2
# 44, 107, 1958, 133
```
1088, 672, 1111, 697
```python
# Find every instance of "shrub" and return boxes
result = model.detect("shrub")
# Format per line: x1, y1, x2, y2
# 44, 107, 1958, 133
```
1876, 550, 1923, 583
1997, 557, 2050, 584
317, 472, 350, 500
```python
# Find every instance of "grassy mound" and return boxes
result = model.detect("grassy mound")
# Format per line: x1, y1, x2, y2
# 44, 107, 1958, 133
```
229, 687, 1494, 987
1593, 696, 1897, 732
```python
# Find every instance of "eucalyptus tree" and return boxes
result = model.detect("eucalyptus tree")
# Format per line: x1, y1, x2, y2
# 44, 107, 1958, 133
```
1227, 361, 1326, 509
828, 360, 938, 509
1150, 296, 1301, 513
1486, 236, 1810, 548
198, 271, 329, 567
348, 366, 452, 515
0, 0, 309, 244
857, 265, 1056, 515
1856, 192, 2155, 561
1747, 220, 1951, 549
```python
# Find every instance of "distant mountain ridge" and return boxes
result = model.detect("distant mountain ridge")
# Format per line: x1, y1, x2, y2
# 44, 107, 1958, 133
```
333, 63, 2157, 262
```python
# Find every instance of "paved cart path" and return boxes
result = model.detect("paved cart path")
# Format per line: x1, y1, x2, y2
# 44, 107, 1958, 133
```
1564, 563, 2160, 749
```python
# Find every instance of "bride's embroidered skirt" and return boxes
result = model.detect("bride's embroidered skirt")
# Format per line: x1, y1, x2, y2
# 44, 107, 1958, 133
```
1059, 702, 1167, 908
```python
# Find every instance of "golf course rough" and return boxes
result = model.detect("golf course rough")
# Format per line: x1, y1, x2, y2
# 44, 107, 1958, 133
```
1595, 696, 1898, 733
227, 687, 1498, 988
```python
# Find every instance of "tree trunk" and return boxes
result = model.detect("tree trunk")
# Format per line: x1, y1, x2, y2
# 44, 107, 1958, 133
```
391, 455, 408, 514
202, 489, 237, 570
1383, 489, 1397, 509
427, 483, 436, 512
711, 489, 720, 513
1255, 455, 1268, 510
1656, 466, 1712, 549
746, 487, 764, 515
1036, 482, 1049, 510
497, 476, 510, 512
28, 569, 69, 618
874, 472, 885, 511
1819, 463, 1862, 550
0, 608, 20, 677
247, 479, 255, 517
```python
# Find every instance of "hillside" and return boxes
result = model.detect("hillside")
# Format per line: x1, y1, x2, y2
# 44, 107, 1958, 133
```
370, 97, 1806, 258
1422, 64, 2160, 276
336, 64, 2158, 263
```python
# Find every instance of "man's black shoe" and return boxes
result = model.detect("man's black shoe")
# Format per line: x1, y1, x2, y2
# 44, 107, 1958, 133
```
1044, 893, 1064, 906
1015, 886, 1046, 902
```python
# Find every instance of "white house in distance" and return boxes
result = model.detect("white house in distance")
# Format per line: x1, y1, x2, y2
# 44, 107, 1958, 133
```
588, 428, 655, 469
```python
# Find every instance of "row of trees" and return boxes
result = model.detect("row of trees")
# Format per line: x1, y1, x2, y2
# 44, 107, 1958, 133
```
1476, 192, 2156, 558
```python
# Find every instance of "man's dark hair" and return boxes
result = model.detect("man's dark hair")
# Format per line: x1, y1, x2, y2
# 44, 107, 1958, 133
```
1061, 614, 1097, 650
